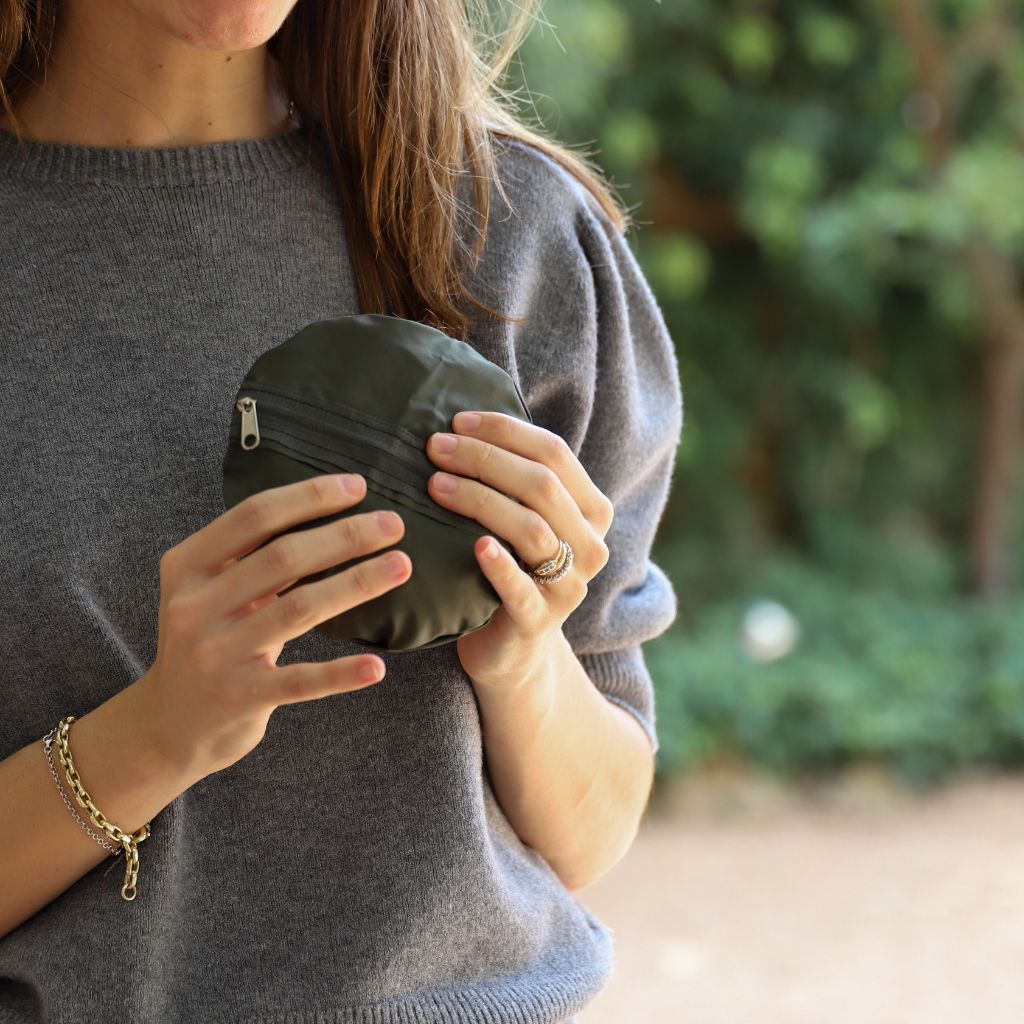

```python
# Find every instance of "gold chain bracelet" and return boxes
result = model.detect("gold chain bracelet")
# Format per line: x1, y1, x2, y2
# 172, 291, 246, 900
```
42, 729, 121, 856
52, 715, 152, 901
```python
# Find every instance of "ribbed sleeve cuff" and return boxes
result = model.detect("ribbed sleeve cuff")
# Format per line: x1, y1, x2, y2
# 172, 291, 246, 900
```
575, 646, 659, 754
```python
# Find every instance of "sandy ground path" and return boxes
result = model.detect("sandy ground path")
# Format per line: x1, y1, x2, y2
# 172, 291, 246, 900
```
575, 770, 1024, 1024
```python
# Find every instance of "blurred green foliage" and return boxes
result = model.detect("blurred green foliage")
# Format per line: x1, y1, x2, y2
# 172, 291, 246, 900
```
646, 556, 1024, 787
510, 0, 1024, 786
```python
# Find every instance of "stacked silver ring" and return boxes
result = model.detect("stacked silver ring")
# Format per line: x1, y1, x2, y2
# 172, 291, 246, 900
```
528, 538, 574, 585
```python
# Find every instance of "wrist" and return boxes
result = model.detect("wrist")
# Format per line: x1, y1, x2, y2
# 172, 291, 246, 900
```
464, 631, 565, 697
65, 678, 199, 840
122, 670, 210, 790
469, 648, 558, 722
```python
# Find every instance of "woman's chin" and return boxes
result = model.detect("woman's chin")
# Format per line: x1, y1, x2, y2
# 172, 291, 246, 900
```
163, 0, 296, 52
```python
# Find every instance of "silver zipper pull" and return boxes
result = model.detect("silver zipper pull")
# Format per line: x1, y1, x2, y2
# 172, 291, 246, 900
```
236, 397, 261, 450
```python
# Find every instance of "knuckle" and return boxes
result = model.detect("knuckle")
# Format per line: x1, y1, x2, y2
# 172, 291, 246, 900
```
336, 513, 361, 553
280, 670, 310, 703
589, 538, 610, 573
350, 561, 377, 599
279, 587, 315, 629
494, 413, 513, 443
597, 493, 615, 525
309, 474, 335, 506
535, 466, 561, 502
512, 588, 537, 618
505, 417, 523, 450
544, 431, 570, 465
473, 487, 492, 517
528, 515, 555, 554
264, 536, 298, 578
476, 441, 496, 470
238, 491, 273, 533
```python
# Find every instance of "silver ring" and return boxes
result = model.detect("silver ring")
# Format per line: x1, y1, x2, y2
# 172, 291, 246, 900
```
528, 539, 573, 585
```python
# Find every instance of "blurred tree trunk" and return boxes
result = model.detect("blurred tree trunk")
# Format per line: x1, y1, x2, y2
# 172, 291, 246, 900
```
895, 0, 1024, 595
647, 160, 799, 541
964, 243, 1024, 594
647, 155, 740, 243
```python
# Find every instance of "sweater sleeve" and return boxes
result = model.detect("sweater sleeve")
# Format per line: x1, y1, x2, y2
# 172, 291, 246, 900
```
559, 199, 683, 755
488, 141, 684, 755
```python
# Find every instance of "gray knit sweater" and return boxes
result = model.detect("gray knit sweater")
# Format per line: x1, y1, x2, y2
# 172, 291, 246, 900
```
0, 123, 682, 1024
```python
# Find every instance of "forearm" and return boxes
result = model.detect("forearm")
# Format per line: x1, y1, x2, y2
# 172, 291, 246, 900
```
472, 630, 655, 892
0, 673, 202, 940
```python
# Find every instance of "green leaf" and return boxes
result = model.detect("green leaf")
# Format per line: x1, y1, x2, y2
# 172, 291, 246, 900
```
796, 10, 862, 70
647, 232, 712, 299
722, 14, 783, 80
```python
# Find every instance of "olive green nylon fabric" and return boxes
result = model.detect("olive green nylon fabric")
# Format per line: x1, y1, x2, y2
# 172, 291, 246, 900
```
222, 313, 534, 652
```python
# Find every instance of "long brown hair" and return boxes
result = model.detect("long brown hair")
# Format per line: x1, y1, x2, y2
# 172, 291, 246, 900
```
0, 0, 633, 340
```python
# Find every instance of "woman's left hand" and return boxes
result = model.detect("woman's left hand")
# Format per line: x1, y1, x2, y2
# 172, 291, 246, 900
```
425, 410, 614, 690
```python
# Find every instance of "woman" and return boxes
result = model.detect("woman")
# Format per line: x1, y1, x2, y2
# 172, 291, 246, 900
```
0, 1, 683, 1022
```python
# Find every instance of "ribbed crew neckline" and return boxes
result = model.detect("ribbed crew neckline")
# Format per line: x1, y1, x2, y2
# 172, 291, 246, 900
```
0, 123, 313, 186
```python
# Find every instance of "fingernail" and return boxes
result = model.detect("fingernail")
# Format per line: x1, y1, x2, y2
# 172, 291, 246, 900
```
385, 552, 409, 577
432, 433, 458, 453
454, 412, 481, 431
483, 538, 501, 560
434, 472, 457, 493
359, 659, 383, 681
376, 510, 402, 535
338, 474, 362, 495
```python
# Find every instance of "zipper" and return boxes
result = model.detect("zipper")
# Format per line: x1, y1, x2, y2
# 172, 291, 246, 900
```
236, 397, 261, 450
229, 383, 483, 536
240, 378, 428, 455
234, 382, 435, 492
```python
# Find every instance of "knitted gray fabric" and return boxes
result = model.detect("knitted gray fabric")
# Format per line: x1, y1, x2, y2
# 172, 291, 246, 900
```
0, 123, 682, 1024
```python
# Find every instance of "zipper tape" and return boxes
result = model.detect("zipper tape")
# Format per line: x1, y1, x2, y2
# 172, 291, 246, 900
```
238, 379, 429, 460
229, 396, 484, 537
233, 382, 447, 491
230, 386, 436, 494
256, 433, 483, 538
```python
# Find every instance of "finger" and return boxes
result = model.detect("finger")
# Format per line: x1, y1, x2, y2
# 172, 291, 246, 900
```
474, 536, 549, 635
179, 473, 369, 577
427, 430, 588, 548
261, 653, 388, 709
240, 575, 301, 616
427, 470, 563, 569
210, 508, 405, 623
448, 411, 613, 529
227, 546, 413, 654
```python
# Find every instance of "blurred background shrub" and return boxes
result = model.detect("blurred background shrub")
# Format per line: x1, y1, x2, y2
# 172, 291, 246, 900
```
504, 0, 1024, 787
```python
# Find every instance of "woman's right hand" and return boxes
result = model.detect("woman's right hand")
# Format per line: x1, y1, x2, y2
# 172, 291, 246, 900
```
137, 472, 410, 781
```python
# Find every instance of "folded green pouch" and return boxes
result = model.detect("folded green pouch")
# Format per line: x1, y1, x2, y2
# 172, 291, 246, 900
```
221, 313, 533, 653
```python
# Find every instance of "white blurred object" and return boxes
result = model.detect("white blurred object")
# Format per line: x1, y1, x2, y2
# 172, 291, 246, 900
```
741, 599, 800, 662
655, 939, 707, 981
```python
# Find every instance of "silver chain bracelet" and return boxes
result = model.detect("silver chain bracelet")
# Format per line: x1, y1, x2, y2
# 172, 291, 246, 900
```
42, 728, 121, 858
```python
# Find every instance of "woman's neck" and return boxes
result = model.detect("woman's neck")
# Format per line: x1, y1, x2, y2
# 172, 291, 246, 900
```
1, 0, 294, 148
